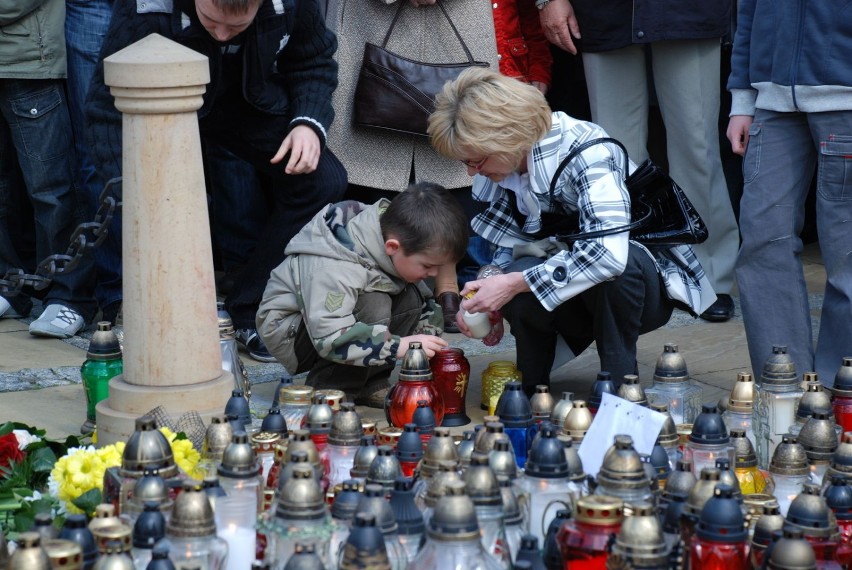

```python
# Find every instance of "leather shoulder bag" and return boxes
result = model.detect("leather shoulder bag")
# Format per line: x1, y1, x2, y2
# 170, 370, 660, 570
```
547, 137, 709, 247
352, 0, 489, 137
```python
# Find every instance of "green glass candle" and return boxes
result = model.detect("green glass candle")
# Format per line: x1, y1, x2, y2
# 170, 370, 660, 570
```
80, 321, 123, 434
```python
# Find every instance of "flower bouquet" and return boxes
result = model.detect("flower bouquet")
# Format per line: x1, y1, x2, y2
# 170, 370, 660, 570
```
0, 421, 84, 537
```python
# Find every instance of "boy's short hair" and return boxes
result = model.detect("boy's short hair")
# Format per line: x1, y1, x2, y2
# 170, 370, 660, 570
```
428, 67, 552, 165
381, 182, 469, 262
210, 0, 261, 15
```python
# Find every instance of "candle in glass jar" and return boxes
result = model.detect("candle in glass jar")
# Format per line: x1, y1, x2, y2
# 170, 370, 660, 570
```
218, 524, 254, 570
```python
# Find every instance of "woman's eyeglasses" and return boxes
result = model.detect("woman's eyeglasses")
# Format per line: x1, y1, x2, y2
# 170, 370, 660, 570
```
460, 156, 488, 170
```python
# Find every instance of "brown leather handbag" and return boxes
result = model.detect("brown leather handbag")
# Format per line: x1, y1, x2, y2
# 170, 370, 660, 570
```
352, 0, 489, 137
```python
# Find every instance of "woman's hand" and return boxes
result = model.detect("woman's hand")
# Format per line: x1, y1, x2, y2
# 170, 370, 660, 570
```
460, 272, 530, 313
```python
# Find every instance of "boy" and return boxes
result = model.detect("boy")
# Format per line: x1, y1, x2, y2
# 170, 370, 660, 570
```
257, 183, 468, 407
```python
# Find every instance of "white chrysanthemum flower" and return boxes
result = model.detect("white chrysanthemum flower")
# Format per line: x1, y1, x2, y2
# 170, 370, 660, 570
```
13, 429, 42, 450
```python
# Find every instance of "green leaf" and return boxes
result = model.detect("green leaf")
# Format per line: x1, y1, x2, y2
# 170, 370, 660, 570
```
0, 423, 13, 436
30, 447, 57, 473
174, 432, 188, 441
71, 488, 103, 516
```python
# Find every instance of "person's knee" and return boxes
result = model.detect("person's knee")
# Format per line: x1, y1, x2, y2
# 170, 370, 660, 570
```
353, 292, 393, 326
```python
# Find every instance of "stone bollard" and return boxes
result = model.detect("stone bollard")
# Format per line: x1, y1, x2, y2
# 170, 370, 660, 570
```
96, 34, 232, 445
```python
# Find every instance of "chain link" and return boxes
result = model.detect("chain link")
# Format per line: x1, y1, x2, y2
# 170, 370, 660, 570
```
0, 177, 122, 296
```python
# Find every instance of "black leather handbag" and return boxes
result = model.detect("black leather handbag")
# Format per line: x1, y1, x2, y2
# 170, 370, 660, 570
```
352, 0, 489, 137
547, 138, 709, 247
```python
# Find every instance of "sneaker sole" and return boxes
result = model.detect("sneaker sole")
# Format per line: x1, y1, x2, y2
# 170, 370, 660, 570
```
29, 326, 80, 339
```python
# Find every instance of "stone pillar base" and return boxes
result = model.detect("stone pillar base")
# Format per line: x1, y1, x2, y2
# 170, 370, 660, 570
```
96, 370, 233, 446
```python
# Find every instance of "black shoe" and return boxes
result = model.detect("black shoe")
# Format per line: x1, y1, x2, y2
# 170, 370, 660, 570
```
700, 294, 735, 322
235, 328, 276, 362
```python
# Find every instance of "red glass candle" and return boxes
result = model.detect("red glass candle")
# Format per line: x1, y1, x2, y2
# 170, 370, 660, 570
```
833, 358, 852, 432
556, 495, 623, 569
385, 342, 444, 428
430, 348, 471, 427
689, 485, 749, 570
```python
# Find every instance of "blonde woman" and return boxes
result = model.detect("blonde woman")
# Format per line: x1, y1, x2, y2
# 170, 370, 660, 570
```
428, 68, 716, 394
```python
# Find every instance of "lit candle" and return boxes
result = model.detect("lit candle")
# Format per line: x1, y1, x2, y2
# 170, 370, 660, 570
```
218, 524, 255, 570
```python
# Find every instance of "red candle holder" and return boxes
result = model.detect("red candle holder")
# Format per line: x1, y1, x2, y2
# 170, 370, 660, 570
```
430, 348, 471, 427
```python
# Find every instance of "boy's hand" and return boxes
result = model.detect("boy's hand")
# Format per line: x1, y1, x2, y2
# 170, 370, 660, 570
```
727, 115, 753, 156
271, 125, 321, 174
398, 334, 448, 358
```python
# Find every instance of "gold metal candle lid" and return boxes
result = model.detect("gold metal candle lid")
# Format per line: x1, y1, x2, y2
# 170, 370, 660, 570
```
87, 321, 122, 360
653, 343, 689, 384
218, 432, 261, 478
725, 372, 755, 413
328, 402, 363, 446
166, 481, 216, 538
686, 468, 721, 515
574, 495, 624, 525
251, 431, 282, 453
121, 416, 177, 478
530, 385, 555, 418
204, 414, 233, 459
652, 404, 679, 447
279, 385, 314, 405
770, 435, 810, 476
399, 342, 432, 381
10, 532, 51, 570
616, 375, 647, 405
428, 481, 480, 541
614, 501, 667, 564
93, 524, 132, 554
42, 539, 82, 570
761, 345, 798, 387
731, 430, 758, 468
597, 435, 648, 489
421, 428, 460, 478
563, 400, 592, 441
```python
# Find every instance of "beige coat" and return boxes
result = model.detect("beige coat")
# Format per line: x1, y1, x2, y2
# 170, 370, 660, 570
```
326, 0, 498, 191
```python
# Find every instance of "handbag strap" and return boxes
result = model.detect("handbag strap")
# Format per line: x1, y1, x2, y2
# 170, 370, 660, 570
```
547, 137, 650, 242
382, 0, 478, 63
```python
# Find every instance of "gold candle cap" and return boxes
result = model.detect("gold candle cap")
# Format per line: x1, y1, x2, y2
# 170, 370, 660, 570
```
563, 400, 592, 441
166, 481, 216, 538
121, 416, 177, 479
725, 372, 755, 413
42, 539, 82, 570
9, 532, 50, 570
616, 375, 647, 405
653, 343, 689, 383
279, 385, 314, 405
574, 495, 624, 525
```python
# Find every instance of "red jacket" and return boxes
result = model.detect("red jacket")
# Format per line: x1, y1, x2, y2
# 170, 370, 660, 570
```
492, 0, 553, 86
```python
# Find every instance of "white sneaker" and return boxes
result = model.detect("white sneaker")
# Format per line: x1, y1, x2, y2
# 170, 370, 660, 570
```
0, 297, 24, 319
29, 304, 85, 338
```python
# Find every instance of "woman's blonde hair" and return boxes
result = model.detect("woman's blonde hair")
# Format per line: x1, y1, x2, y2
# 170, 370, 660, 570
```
428, 68, 552, 163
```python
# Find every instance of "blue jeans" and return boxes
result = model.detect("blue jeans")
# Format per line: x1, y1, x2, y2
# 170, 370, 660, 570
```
0, 79, 96, 320
66, 0, 120, 311
736, 109, 852, 383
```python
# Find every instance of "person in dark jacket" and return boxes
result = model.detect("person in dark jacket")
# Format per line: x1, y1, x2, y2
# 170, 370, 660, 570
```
727, 0, 852, 383
537, 0, 741, 323
0, 0, 97, 338
86, 0, 347, 360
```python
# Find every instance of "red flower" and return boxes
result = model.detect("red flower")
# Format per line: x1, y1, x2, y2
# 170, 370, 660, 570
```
0, 433, 24, 470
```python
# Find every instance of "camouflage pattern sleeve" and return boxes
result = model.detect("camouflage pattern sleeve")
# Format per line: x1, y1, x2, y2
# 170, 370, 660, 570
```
412, 296, 444, 336
314, 323, 401, 366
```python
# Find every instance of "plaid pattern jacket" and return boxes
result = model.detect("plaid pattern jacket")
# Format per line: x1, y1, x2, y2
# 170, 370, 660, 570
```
471, 112, 716, 314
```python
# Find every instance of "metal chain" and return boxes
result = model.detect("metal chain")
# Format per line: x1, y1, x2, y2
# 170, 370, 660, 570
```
0, 177, 122, 296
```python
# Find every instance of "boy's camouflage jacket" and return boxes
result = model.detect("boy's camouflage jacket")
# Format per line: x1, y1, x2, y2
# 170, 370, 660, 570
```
256, 199, 443, 373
